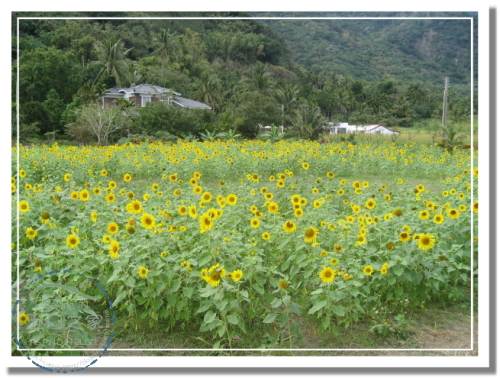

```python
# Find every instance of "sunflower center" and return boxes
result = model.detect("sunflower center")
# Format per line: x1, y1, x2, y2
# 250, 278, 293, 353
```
211, 272, 220, 281
305, 229, 315, 238
421, 237, 430, 245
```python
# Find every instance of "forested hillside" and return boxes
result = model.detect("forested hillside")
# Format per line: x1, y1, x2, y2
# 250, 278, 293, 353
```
256, 12, 477, 92
12, 12, 476, 144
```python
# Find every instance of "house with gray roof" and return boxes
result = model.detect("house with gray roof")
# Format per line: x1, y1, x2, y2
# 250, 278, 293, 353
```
101, 84, 212, 110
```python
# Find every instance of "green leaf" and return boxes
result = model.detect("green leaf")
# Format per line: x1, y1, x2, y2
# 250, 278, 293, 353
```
203, 310, 217, 324
153, 297, 163, 311
167, 280, 181, 294
166, 294, 178, 306
290, 302, 301, 315
113, 291, 128, 308
388, 277, 396, 285
237, 315, 247, 333
199, 285, 217, 297
217, 324, 226, 338
124, 276, 136, 288
308, 300, 327, 315
393, 266, 404, 276
240, 290, 249, 299
332, 305, 346, 317
282, 295, 291, 306
183, 287, 194, 298
349, 288, 360, 297
271, 298, 282, 308
263, 312, 277, 323
127, 303, 135, 316
254, 284, 265, 295
227, 314, 239, 325
215, 299, 228, 312
198, 252, 212, 267
197, 301, 211, 313
310, 288, 324, 295
281, 261, 290, 271
321, 316, 330, 329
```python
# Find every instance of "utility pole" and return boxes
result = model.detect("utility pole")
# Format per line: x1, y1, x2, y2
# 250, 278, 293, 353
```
441, 77, 449, 137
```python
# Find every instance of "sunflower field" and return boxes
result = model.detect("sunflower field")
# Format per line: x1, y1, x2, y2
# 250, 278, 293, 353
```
12, 139, 478, 349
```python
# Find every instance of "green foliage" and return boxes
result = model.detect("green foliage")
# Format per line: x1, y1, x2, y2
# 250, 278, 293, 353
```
290, 106, 326, 140
232, 92, 281, 138
133, 102, 214, 137
13, 14, 475, 141
20, 101, 52, 134
18, 46, 81, 104
92, 36, 133, 87
42, 89, 66, 132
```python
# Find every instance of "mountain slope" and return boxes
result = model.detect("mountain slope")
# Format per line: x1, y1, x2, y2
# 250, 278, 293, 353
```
255, 12, 476, 90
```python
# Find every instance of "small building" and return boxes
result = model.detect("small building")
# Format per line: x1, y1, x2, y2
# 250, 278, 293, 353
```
328, 122, 400, 135
101, 84, 212, 110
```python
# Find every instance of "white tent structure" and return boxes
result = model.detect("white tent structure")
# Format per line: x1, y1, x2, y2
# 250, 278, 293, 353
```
327, 122, 400, 135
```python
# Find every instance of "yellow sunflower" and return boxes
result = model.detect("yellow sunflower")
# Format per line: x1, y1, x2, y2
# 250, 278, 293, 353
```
66, 234, 80, 248
250, 218, 260, 228
26, 227, 37, 239
109, 241, 119, 258
419, 210, 430, 220
105, 193, 116, 203
267, 202, 279, 213
19, 313, 29, 325
416, 233, 436, 251
138, 266, 149, 278
226, 193, 238, 206
230, 270, 243, 282
319, 267, 335, 283
78, 189, 90, 201
140, 213, 156, 229
283, 220, 297, 233
433, 213, 444, 224
19, 200, 30, 213
447, 208, 460, 219
107, 222, 119, 235
126, 200, 143, 214
399, 232, 411, 242
362, 265, 374, 275
304, 227, 319, 244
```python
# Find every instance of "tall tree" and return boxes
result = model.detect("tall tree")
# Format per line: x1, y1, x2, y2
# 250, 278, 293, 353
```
191, 71, 220, 112
243, 61, 274, 95
92, 36, 133, 87
274, 83, 300, 126
18, 47, 81, 104
151, 28, 177, 78
291, 105, 326, 141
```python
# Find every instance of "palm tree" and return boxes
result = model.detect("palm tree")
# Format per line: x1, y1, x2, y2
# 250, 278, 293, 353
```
291, 106, 326, 141
76, 83, 107, 105
243, 61, 273, 96
191, 71, 220, 111
92, 36, 133, 87
151, 29, 177, 78
275, 83, 300, 127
